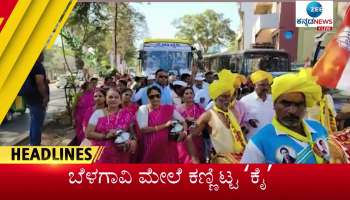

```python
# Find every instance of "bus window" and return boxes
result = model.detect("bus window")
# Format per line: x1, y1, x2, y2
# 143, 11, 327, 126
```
243, 52, 290, 74
143, 51, 190, 74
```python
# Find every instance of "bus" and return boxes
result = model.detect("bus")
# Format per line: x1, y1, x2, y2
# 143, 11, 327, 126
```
138, 38, 198, 76
203, 52, 233, 73
204, 48, 291, 77
230, 48, 291, 77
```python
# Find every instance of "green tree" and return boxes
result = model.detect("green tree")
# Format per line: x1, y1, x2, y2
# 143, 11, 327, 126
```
61, 3, 112, 72
173, 9, 235, 53
60, 2, 146, 74
112, 3, 147, 69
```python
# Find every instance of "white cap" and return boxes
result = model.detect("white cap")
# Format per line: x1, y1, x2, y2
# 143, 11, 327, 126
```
148, 74, 156, 80
173, 80, 188, 87
195, 73, 205, 81
180, 69, 191, 75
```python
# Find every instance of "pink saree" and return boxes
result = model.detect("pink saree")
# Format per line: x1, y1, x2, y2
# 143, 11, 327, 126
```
122, 103, 139, 114
176, 103, 205, 163
74, 89, 94, 144
92, 109, 135, 163
141, 105, 179, 163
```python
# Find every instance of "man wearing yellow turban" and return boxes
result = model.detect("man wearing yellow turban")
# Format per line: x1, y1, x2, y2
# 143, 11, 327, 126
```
241, 69, 330, 164
188, 69, 247, 164
240, 70, 274, 139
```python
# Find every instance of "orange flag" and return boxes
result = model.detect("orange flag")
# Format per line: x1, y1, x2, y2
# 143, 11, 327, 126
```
312, 5, 350, 91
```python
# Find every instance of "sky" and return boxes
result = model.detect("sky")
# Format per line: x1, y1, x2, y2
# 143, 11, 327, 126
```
131, 2, 240, 47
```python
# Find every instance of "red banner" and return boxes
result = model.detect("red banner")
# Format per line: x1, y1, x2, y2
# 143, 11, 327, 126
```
0, 0, 18, 31
0, 164, 349, 199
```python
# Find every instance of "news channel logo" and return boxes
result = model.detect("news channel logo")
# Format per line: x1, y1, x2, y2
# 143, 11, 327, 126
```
296, 1, 333, 28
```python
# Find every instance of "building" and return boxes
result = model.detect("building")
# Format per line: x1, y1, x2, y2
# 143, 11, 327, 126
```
237, 2, 349, 65
236, 3, 258, 50
238, 2, 297, 61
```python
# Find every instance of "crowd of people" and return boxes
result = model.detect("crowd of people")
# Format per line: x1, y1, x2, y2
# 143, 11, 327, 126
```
69, 64, 350, 164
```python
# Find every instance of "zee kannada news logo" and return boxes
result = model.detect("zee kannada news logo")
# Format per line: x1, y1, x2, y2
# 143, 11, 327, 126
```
296, 1, 333, 31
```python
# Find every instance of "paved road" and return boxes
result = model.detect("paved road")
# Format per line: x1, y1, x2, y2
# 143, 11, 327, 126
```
0, 84, 66, 145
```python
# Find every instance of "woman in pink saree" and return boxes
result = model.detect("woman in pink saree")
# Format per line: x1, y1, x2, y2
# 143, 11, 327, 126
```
121, 88, 140, 163
121, 88, 139, 114
137, 86, 187, 163
80, 88, 106, 146
73, 82, 95, 144
86, 88, 136, 163
176, 87, 206, 163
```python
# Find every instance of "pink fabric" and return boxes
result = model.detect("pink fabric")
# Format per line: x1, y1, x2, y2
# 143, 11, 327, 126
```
141, 105, 179, 163
122, 103, 139, 114
83, 106, 95, 131
92, 109, 135, 163
74, 90, 94, 144
176, 103, 205, 163
121, 104, 140, 163
232, 100, 248, 126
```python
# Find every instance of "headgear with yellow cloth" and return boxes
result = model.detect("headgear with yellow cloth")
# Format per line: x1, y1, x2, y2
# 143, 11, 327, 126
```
250, 70, 273, 85
270, 69, 329, 164
209, 69, 246, 99
271, 68, 322, 107
208, 69, 247, 157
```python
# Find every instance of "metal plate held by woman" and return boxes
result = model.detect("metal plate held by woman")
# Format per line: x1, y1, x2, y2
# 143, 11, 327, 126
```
169, 120, 184, 141
114, 130, 131, 144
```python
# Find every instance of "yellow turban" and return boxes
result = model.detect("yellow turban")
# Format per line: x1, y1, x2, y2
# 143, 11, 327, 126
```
218, 69, 247, 87
250, 70, 273, 84
271, 68, 322, 107
209, 69, 243, 99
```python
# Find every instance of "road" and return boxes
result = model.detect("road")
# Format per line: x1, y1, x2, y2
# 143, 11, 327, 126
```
0, 84, 66, 145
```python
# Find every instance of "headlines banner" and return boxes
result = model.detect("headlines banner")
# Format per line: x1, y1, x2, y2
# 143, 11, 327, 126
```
0, 164, 349, 199
0, 146, 103, 164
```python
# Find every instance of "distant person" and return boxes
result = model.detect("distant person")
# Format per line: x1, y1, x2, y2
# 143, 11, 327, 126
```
80, 88, 107, 146
193, 73, 206, 94
22, 53, 49, 145
133, 69, 173, 105
239, 70, 274, 140
73, 81, 95, 144
103, 76, 114, 89
116, 79, 128, 93
121, 88, 139, 114
90, 77, 98, 89
171, 80, 187, 106
204, 71, 215, 85
180, 73, 191, 86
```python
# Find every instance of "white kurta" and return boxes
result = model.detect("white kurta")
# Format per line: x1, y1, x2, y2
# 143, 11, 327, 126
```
239, 91, 274, 139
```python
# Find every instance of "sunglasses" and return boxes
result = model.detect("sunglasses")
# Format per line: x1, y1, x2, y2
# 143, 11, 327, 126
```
148, 94, 161, 100
159, 75, 168, 79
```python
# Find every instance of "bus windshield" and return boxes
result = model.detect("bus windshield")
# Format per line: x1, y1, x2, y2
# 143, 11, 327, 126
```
142, 51, 190, 74
244, 52, 290, 73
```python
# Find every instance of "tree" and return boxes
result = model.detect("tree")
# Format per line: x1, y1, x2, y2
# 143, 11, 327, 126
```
173, 9, 236, 53
112, 3, 147, 69
61, 3, 112, 72
60, 2, 147, 74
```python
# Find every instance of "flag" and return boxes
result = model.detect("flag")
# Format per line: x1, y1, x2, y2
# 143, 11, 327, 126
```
312, 5, 350, 91
0, 0, 76, 123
